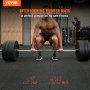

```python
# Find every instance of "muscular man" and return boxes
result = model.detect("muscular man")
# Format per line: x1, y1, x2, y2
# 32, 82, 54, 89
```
31, 7, 63, 60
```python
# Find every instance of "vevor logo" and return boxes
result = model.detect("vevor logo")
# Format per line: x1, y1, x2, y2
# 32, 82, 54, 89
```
3, 0, 21, 6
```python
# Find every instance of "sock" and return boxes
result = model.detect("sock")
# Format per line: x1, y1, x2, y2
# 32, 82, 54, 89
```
53, 51, 56, 57
38, 51, 42, 56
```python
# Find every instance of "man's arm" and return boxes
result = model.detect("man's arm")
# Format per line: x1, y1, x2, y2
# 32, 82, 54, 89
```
53, 19, 63, 48
31, 24, 40, 48
54, 25, 63, 48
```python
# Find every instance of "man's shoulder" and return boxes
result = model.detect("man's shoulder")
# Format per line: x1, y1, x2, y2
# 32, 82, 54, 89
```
50, 18, 58, 26
35, 19, 42, 27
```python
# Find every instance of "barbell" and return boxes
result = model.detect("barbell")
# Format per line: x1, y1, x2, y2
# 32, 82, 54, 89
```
0, 49, 76, 52
1, 40, 90, 62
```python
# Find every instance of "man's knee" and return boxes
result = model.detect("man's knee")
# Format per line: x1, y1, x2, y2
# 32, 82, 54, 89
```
51, 35, 58, 44
35, 36, 42, 43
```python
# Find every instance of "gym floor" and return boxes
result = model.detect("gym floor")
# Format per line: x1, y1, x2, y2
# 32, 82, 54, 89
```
0, 46, 90, 90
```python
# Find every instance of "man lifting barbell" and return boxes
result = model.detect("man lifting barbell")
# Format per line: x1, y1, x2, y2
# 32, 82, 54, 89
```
2, 6, 90, 62
31, 6, 63, 60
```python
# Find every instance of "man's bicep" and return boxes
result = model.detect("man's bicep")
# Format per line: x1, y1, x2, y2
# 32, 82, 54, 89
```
54, 24, 61, 33
53, 19, 60, 31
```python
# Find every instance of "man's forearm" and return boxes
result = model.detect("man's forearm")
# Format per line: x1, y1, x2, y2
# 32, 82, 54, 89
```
31, 38, 35, 48
54, 25, 63, 48
58, 36, 63, 48
31, 28, 38, 48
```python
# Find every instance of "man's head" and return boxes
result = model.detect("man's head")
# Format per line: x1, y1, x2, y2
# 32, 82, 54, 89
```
43, 5, 51, 20
74, 17, 78, 21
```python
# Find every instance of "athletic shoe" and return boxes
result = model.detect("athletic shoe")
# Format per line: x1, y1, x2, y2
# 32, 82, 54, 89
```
36, 54, 43, 61
52, 54, 58, 61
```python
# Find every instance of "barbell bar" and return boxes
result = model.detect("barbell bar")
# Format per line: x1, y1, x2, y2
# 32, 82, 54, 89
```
0, 49, 77, 52
17, 49, 77, 52
1, 40, 90, 62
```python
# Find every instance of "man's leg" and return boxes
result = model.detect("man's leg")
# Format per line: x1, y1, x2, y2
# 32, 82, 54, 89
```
50, 35, 58, 60
35, 35, 43, 50
51, 35, 58, 50
35, 35, 44, 60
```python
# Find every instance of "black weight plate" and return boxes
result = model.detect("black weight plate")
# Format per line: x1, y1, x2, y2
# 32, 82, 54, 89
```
2, 41, 10, 61
7, 41, 19, 61
84, 40, 89, 61
2, 40, 19, 62
87, 41, 90, 59
75, 40, 82, 61
75, 40, 89, 61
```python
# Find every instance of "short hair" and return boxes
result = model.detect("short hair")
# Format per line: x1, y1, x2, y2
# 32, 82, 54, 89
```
43, 5, 51, 9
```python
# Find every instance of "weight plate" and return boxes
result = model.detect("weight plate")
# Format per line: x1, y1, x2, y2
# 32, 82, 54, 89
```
2, 41, 9, 61
75, 40, 89, 61
2, 40, 19, 62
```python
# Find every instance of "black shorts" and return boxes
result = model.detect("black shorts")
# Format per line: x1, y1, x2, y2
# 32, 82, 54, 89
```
40, 33, 55, 45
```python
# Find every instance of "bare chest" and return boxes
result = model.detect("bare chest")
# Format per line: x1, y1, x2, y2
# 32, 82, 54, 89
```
40, 21, 54, 33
